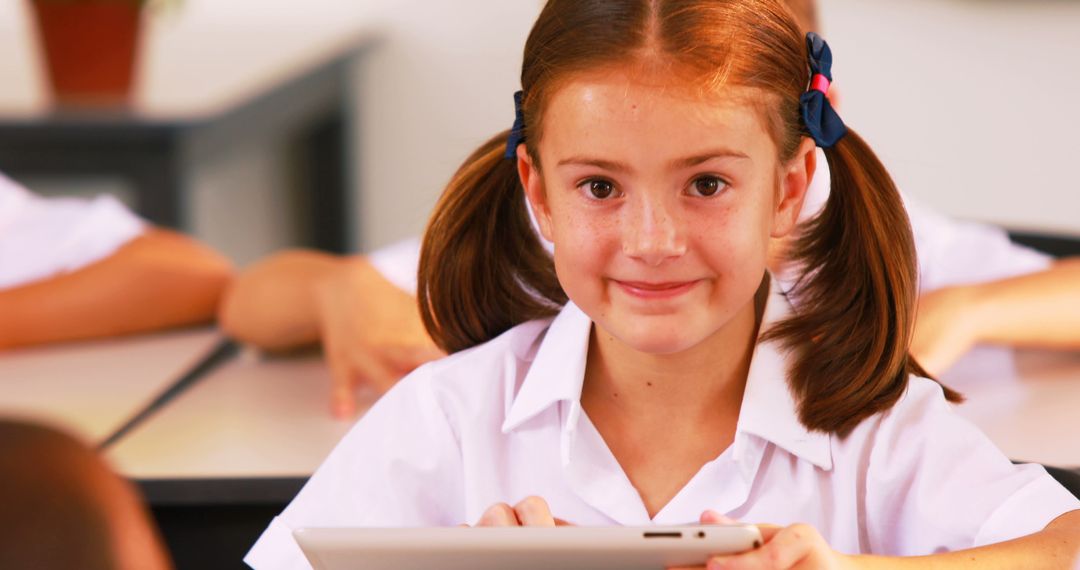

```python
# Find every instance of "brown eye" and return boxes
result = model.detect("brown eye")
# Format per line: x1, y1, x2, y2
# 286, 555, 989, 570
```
690, 176, 725, 197
589, 180, 615, 199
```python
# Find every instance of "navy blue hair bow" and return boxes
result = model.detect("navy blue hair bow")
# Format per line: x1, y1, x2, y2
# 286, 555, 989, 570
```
504, 90, 526, 159
800, 32, 847, 149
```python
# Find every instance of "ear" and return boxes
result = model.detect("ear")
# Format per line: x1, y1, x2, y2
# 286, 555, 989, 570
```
771, 137, 817, 239
517, 145, 555, 242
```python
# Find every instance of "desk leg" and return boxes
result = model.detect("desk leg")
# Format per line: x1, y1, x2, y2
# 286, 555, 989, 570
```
299, 112, 349, 254
131, 142, 185, 230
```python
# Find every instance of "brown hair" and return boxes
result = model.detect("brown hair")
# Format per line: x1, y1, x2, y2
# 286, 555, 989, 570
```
0, 421, 170, 570
419, 0, 959, 436
781, 0, 820, 34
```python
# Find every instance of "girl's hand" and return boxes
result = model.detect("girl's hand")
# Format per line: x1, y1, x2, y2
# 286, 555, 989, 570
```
314, 257, 445, 418
472, 496, 572, 527
670, 511, 853, 570
910, 285, 983, 376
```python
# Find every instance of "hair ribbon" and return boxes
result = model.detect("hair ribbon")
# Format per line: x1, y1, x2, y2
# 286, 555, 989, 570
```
504, 91, 526, 159
800, 32, 847, 148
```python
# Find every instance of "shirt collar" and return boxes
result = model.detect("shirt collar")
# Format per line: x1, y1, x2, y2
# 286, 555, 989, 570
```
500, 279, 833, 471
502, 300, 592, 433
736, 280, 834, 470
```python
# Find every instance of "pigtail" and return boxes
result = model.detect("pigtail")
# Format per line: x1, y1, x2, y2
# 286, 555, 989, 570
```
765, 129, 962, 436
418, 131, 567, 354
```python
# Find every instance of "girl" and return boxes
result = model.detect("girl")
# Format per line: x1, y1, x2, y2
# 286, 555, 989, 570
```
246, 0, 1080, 568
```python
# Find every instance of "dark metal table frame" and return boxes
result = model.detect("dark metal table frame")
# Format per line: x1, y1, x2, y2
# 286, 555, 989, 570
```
0, 47, 363, 254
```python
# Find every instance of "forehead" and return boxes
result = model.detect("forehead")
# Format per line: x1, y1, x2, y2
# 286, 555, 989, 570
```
538, 67, 776, 164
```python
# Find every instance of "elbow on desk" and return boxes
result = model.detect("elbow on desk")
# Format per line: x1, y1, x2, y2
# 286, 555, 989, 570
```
216, 249, 339, 352
0, 230, 234, 350
113, 228, 236, 328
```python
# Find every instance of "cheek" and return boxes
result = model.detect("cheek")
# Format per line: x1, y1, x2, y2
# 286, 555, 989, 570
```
548, 207, 619, 288
688, 201, 772, 272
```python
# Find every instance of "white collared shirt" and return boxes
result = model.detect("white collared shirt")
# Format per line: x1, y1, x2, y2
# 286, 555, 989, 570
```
245, 282, 1078, 569
0, 173, 145, 290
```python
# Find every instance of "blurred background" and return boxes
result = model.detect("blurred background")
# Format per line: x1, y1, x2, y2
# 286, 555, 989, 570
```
1, 0, 1077, 267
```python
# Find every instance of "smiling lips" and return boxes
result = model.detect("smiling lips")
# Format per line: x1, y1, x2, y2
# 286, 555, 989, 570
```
614, 279, 701, 300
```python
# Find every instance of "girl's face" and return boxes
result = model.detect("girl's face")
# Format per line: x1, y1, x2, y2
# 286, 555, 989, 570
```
519, 67, 815, 355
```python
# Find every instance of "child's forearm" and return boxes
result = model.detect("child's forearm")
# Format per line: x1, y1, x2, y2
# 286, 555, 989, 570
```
0, 229, 233, 350
217, 249, 345, 351
967, 257, 1080, 350
848, 510, 1080, 570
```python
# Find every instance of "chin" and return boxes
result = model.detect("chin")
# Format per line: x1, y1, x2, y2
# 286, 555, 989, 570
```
607, 315, 708, 355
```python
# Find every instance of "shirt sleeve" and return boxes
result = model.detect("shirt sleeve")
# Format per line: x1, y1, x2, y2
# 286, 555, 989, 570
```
0, 175, 145, 290
903, 195, 1052, 294
863, 378, 1079, 555
244, 367, 465, 570
366, 237, 422, 295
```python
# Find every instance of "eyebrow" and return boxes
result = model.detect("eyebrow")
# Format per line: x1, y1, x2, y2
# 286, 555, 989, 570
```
556, 149, 751, 172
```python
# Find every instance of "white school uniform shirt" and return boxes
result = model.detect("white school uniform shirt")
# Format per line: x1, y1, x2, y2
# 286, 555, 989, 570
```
245, 279, 1079, 569
0, 173, 145, 290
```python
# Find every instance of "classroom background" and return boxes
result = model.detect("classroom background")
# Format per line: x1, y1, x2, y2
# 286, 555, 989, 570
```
1, 0, 1079, 569
1, 0, 1077, 266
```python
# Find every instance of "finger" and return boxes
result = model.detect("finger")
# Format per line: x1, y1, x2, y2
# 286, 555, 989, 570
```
340, 344, 402, 395
750, 524, 816, 569
326, 351, 358, 419
366, 355, 411, 394
384, 343, 446, 373
753, 524, 784, 543
554, 517, 574, 527
707, 524, 813, 570
513, 496, 556, 527
700, 510, 738, 525
476, 503, 520, 527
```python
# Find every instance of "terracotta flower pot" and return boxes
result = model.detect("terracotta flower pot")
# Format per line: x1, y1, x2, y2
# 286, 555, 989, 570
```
29, 0, 143, 107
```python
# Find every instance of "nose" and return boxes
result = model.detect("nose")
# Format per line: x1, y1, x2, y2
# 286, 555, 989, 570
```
621, 194, 687, 266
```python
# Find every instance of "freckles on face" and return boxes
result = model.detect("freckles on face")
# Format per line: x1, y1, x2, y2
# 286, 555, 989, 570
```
533, 68, 780, 355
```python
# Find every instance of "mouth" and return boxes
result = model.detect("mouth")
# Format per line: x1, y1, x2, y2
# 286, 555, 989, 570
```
613, 279, 701, 300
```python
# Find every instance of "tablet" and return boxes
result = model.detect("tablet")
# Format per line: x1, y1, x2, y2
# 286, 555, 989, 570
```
294, 525, 763, 570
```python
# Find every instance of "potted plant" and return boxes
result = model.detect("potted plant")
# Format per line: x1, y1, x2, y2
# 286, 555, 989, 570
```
28, 0, 147, 107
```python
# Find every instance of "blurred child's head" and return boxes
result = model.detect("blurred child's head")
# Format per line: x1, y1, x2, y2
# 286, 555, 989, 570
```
0, 421, 171, 570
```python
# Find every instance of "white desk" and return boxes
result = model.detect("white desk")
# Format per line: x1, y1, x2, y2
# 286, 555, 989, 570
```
106, 348, 374, 503
100, 342, 1080, 505
948, 346, 1080, 468
0, 327, 222, 444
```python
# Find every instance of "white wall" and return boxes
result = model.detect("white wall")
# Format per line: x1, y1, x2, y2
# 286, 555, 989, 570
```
351, 0, 541, 250
7, 0, 1079, 259
355, 0, 1080, 249
820, 0, 1080, 237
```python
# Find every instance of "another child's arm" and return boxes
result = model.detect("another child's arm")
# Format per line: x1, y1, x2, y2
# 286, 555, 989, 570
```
911, 257, 1080, 376
218, 247, 442, 417
217, 249, 341, 350
0, 228, 232, 349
